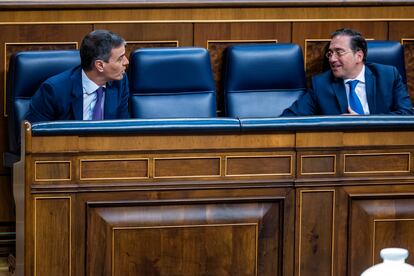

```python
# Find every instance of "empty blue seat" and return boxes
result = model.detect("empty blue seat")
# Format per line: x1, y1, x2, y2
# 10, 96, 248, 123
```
366, 40, 407, 83
5, 50, 80, 166
129, 47, 217, 118
223, 43, 307, 118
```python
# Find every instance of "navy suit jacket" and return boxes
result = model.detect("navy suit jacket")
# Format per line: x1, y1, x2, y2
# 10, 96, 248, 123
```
25, 65, 130, 123
282, 63, 414, 116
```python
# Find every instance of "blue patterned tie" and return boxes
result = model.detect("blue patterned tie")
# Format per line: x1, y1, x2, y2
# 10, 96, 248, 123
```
92, 87, 104, 120
347, 80, 364, 115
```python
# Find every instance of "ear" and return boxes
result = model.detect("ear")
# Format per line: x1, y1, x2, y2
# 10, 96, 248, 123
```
94, 60, 105, 73
355, 50, 364, 63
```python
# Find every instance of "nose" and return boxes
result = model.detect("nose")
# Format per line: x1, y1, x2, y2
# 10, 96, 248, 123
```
123, 56, 129, 65
329, 54, 339, 62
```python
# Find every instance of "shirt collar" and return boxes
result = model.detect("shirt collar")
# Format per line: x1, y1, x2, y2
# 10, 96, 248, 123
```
344, 65, 366, 84
82, 69, 104, 95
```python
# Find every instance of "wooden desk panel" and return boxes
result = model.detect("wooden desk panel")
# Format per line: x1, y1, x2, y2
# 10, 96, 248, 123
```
14, 126, 414, 276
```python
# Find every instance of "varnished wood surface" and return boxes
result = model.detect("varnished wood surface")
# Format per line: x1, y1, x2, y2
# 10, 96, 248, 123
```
13, 125, 414, 276
0, 0, 413, 10
0, 6, 414, 22
0, 0, 413, 271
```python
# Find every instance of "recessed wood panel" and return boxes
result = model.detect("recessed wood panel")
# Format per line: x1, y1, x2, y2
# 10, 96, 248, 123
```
113, 224, 257, 276
292, 21, 388, 51
349, 198, 414, 275
35, 197, 70, 276
301, 155, 336, 175
389, 21, 414, 103
154, 157, 220, 178
374, 219, 414, 264
402, 39, 414, 103
298, 190, 334, 276
34, 161, 71, 181
344, 153, 410, 174
304, 39, 330, 86
95, 23, 193, 47
226, 155, 291, 176
80, 158, 149, 180
87, 201, 282, 276
126, 40, 178, 61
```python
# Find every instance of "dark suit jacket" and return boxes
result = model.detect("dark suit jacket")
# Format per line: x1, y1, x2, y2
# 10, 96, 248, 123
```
282, 63, 414, 116
25, 65, 130, 123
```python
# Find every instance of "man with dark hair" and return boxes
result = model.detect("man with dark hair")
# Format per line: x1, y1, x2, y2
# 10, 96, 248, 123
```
282, 28, 414, 116
26, 30, 130, 122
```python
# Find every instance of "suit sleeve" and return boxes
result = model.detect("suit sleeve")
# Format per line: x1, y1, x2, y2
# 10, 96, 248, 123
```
118, 74, 130, 119
389, 67, 414, 115
25, 82, 58, 123
281, 78, 319, 116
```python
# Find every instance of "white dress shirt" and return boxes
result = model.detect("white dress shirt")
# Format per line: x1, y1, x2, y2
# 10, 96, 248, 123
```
343, 65, 370, 115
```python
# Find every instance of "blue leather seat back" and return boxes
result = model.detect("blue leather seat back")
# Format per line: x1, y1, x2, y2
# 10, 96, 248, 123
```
224, 43, 306, 118
7, 50, 80, 158
129, 47, 217, 118
366, 40, 406, 83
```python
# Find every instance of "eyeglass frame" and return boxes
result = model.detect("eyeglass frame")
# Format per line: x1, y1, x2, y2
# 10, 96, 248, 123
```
325, 47, 363, 59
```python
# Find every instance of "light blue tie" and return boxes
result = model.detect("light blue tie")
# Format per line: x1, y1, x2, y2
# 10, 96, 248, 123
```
347, 80, 364, 115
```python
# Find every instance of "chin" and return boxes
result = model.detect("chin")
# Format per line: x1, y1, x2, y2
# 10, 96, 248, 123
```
114, 74, 124, 80
331, 70, 343, 79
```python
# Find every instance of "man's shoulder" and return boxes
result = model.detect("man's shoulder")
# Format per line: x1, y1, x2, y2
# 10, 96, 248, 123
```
44, 65, 81, 86
312, 69, 334, 86
365, 62, 397, 75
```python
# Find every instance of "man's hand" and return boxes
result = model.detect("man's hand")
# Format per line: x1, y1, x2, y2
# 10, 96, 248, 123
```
342, 107, 359, 115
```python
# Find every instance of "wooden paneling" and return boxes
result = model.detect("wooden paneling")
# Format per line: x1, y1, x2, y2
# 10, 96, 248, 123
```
344, 153, 410, 174
34, 197, 71, 276
87, 201, 283, 276
95, 23, 193, 59
1, 2, 413, 273
112, 224, 257, 276
226, 155, 292, 176
0, 175, 14, 257
349, 198, 414, 276
81, 158, 149, 180
154, 157, 221, 178
297, 190, 335, 276
389, 21, 414, 102
34, 161, 71, 182
402, 39, 414, 102
0, 25, 90, 263
15, 125, 414, 275
300, 154, 337, 176
0, 6, 413, 22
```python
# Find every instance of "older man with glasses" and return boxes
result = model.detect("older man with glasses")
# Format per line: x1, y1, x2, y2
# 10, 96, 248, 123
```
282, 28, 414, 116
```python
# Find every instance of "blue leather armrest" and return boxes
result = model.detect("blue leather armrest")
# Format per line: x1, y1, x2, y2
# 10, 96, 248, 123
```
240, 116, 414, 132
31, 118, 241, 136
30, 116, 414, 136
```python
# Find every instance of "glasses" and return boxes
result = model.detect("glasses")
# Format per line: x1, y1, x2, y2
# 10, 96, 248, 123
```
325, 49, 352, 59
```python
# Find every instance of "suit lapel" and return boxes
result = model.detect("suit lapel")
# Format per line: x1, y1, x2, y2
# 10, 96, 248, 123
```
331, 78, 348, 114
70, 67, 83, 120
364, 66, 376, 114
104, 82, 115, 119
